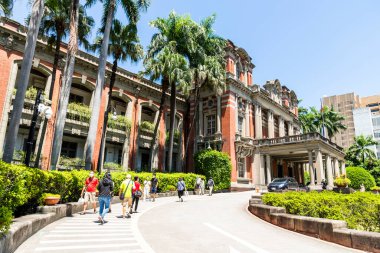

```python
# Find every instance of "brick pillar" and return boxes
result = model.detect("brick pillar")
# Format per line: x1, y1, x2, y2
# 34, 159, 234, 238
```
129, 97, 139, 170
222, 93, 236, 184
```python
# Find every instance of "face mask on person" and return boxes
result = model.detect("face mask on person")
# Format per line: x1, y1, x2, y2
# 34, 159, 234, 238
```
89, 172, 94, 178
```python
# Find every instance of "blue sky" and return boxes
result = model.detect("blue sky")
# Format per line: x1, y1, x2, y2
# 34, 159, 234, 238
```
11, 0, 380, 108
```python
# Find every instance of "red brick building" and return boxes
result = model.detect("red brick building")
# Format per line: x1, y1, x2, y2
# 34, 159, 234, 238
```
0, 19, 346, 189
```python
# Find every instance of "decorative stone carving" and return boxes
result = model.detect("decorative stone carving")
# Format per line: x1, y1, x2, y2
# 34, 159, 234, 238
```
0, 34, 15, 52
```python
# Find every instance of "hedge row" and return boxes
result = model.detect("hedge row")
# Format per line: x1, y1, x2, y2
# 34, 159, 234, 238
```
262, 191, 380, 232
0, 161, 205, 235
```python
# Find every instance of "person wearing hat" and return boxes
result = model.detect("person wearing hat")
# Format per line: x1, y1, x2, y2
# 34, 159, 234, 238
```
80, 171, 99, 215
207, 177, 215, 196
97, 172, 114, 224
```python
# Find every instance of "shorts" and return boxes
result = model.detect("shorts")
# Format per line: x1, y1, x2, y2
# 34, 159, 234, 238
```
151, 187, 157, 194
84, 192, 96, 203
122, 197, 132, 206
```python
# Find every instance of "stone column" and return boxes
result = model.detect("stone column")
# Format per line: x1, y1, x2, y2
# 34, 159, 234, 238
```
122, 136, 130, 170
279, 116, 285, 137
216, 95, 221, 134
254, 104, 262, 139
315, 149, 323, 185
334, 158, 340, 177
260, 155, 266, 185
126, 101, 133, 119
267, 110, 274, 138
198, 100, 203, 137
288, 121, 294, 136
253, 150, 261, 186
308, 150, 315, 185
341, 161, 346, 175
266, 154, 272, 184
235, 95, 239, 133
326, 155, 334, 188
245, 102, 250, 137
154, 110, 159, 125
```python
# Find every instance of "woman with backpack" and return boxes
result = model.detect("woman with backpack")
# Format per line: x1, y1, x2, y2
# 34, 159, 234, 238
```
131, 176, 142, 213
177, 178, 186, 202
97, 172, 114, 224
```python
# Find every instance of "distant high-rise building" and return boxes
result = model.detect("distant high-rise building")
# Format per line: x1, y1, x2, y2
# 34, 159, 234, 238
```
322, 93, 360, 149
323, 93, 380, 152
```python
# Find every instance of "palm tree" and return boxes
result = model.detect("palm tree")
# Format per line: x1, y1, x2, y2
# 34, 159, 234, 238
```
83, 0, 150, 171
2, 0, 45, 163
33, 0, 94, 168
92, 19, 143, 171
298, 106, 319, 133
346, 135, 378, 165
50, 0, 81, 170
143, 12, 198, 171
322, 106, 347, 139
0, 0, 13, 16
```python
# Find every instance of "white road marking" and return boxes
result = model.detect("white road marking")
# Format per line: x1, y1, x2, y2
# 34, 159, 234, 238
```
51, 229, 132, 233
44, 233, 133, 238
229, 246, 242, 253
204, 223, 270, 253
40, 238, 134, 244
34, 243, 140, 251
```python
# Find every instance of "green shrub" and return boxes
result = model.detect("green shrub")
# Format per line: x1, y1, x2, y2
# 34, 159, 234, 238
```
67, 102, 91, 123
346, 167, 376, 190
262, 191, 380, 232
103, 162, 124, 171
0, 161, 205, 234
139, 121, 155, 133
195, 150, 232, 191
107, 114, 132, 132
333, 174, 351, 187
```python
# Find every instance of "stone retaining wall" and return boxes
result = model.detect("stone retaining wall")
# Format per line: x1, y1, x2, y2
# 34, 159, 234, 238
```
248, 200, 380, 253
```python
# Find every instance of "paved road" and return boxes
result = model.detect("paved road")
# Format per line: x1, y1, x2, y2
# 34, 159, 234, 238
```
16, 191, 363, 253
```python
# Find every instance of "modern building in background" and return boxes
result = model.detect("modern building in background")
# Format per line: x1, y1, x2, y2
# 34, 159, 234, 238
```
0, 18, 345, 189
323, 92, 380, 156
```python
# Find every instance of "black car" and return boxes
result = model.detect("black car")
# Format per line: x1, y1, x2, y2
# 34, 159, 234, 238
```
267, 177, 299, 192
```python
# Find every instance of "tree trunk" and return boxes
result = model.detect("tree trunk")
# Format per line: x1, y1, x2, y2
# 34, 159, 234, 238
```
84, 0, 115, 171
148, 78, 169, 171
97, 59, 118, 172
183, 85, 200, 171
167, 81, 177, 172
35, 32, 62, 168
50, 0, 80, 170
2, 0, 45, 163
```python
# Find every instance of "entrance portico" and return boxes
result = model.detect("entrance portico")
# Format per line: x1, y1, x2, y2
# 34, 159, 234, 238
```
253, 133, 345, 189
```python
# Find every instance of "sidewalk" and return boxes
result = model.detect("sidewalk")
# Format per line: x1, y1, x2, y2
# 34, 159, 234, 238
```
15, 196, 181, 253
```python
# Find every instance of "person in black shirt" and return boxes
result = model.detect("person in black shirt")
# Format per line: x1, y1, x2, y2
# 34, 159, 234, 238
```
150, 174, 159, 202
97, 172, 113, 224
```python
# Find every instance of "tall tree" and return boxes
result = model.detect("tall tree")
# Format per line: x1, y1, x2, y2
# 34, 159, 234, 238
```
0, 0, 13, 16
50, 0, 81, 170
143, 12, 197, 171
92, 19, 143, 171
83, 0, 149, 170
2, 0, 45, 163
346, 135, 378, 165
33, 0, 94, 168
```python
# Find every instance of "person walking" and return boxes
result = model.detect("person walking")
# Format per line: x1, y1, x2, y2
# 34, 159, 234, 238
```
143, 178, 151, 201
195, 177, 201, 195
207, 177, 215, 196
200, 178, 205, 195
97, 172, 113, 224
150, 174, 159, 202
131, 176, 141, 213
80, 171, 99, 215
119, 174, 135, 218
177, 177, 186, 202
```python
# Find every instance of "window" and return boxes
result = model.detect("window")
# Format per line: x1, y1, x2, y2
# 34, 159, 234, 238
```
374, 131, 380, 139
61, 141, 77, 158
69, 94, 84, 104
367, 103, 379, 108
372, 117, 380, 127
206, 115, 216, 136
238, 116, 244, 134
238, 158, 245, 178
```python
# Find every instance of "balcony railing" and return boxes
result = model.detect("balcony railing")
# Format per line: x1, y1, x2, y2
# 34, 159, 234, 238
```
252, 132, 344, 152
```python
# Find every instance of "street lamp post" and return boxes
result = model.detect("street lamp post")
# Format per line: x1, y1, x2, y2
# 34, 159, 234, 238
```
24, 89, 52, 167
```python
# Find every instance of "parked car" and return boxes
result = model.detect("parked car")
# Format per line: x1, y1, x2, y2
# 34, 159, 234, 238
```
267, 177, 299, 192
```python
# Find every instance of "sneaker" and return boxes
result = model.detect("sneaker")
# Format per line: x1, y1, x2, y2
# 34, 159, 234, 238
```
80, 212, 85, 215
129, 210, 133, 214
126, 214, 131, 219
98, 216, 104, 225
94, 209, 97, 214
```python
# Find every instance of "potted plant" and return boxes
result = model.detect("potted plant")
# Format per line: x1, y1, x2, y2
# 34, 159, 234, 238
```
371, 186, 380, 194
333, 174, 353, 194
43, 193, 61, 206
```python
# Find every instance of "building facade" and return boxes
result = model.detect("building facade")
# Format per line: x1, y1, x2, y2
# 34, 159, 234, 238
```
0, 19, 345, 188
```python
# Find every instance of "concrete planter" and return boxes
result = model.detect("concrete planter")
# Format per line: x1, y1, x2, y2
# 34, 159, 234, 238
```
332, 187, 355, 194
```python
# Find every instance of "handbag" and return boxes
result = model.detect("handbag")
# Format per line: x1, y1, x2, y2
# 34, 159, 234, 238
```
119, 180, 131, 200
184, 190, 189, 196
78, 197, 85, 203
135, 190, 142, 198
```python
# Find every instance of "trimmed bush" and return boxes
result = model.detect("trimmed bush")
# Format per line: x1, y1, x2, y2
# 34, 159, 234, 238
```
346, 167, 376, 190
195, 150, 232, 191
0, 161, 205, 234
262, 191, 380, 232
